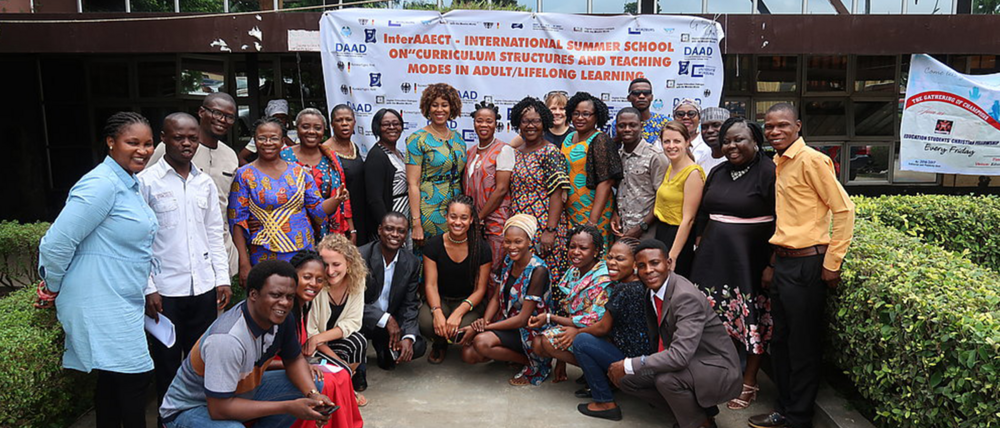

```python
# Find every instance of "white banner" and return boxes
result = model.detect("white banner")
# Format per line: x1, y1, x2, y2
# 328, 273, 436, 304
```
900, 54, 1000, 175
320, 10, 725, 154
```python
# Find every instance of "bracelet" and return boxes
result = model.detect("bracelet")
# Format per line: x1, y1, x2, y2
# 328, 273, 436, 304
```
463, 299, 474, 309
348, 229, 357, 235
542, 227, 557, 233
546, 313, 551, 325
306, 389, 321, 398
431, 306, 442, 313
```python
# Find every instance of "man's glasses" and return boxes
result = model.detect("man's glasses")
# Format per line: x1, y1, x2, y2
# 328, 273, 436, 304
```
203, 106, 236, 123
629, 89, 653, 97
674, 111, 700, 118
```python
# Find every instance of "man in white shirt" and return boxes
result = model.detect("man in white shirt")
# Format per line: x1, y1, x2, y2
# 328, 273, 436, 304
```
149, 93, 240, 276
605, 240, 741, 428
355, 212, 426, 388
140, 112, 233, 407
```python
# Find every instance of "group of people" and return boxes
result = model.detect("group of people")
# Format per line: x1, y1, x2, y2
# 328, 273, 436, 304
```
36, 76, 855, 428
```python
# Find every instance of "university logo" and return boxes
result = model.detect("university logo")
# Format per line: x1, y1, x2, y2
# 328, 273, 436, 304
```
678, 61, 690, 76
628, 28, 641, 35
365, 29, 377, 43
388, 20, 402, 27
401, 82, 412, 93
369, 73, 382, 87
511, 23, 523, 29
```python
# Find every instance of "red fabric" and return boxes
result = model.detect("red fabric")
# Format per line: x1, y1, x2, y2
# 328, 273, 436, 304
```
653, 295, 665, 353
289, 369, 363, 428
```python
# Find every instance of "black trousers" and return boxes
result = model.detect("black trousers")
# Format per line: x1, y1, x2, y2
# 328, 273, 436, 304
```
149, 289, 218, 404
95, 369, 153, 428
364, 325, 427, 370
653, 219, 696, 278
769, 253, 826, 428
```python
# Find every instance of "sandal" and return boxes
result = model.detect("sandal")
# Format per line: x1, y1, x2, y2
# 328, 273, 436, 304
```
355, 391, 368, 407
428, 345, 446, 365
727, 383, 759, 410
508, 374, 531, 386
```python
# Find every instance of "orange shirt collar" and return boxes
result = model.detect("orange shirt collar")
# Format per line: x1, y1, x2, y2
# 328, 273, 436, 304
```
779, 137, 806, 160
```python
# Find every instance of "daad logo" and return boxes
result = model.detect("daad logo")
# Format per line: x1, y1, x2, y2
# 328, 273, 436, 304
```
680, 33, 690, 42
340, 26, 352, 37
335, 43, 367, 53
684, 46, 713, 56
678, 61, 690, 75
365, 29, 377, 43
401, 82, 412, 93
369, 73, 382, 87
460, 90, 479, 100
347, 101, 373, 113
511, 23, 524, 29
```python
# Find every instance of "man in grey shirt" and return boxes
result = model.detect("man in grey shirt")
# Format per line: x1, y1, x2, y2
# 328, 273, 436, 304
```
612, 107, 669, 240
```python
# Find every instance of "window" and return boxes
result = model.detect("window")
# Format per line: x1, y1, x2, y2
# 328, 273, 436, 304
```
847, 144, 890, 184
708, 0, 753, 13
89, 62, 130, 99
805, 55, 848, 93
853, 101, 895, 136
724, 98, 749, 119
893, 144, 938, 183
754, 99, 796, 123
756, 56, 798, 93
808, 143, 846, 181
804, 99, 847, 136
855, 56, 896, 93
658, 0, 701, 14
808, 0, 850, 14
724, 54, 752, 93
138, 61, 176, 98
180, 58, 226, 97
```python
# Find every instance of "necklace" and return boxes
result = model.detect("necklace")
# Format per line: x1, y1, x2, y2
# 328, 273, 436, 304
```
446, 233, 468, 244
477, 137, 496, 151
429, 127, 451, 141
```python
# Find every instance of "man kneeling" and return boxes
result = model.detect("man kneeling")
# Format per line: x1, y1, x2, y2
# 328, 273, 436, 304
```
607, 240, 741, 428
160, 260, 336, 427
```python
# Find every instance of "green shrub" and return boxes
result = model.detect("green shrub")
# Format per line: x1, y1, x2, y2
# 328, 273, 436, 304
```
854, 194, 1000, 272
0, 287, 95, 427
0, 221, 49, 291
830, 217, 1000, 427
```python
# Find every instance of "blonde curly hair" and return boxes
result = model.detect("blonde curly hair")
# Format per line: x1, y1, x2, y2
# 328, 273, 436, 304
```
315, 233, 368, 296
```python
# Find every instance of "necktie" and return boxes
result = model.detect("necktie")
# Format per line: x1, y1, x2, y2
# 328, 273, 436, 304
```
653, 294, 665, 353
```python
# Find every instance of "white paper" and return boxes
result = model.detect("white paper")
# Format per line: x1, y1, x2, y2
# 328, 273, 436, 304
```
315, 363, 343, 374
145, 314, 176, 348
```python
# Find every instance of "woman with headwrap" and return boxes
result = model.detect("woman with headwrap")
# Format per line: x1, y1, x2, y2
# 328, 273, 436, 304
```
457, 214, 553, 386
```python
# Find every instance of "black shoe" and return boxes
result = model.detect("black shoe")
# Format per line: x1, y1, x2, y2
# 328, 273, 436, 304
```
748, 412, 787, 428
352, 364, 368, 392
574, 387, 592, 398
577, 403, 622, 421
575, 374, 587, 385
375, 347, 396, 370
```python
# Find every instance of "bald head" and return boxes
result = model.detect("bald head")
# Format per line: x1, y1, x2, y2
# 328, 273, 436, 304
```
163, 112, 198, 132
161, 112, 201, 168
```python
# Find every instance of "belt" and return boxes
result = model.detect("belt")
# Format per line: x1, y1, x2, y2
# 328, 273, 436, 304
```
709, 214, 775, 224
773, 245, 828, 258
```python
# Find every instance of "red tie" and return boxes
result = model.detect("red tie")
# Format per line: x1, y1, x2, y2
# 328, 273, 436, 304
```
653, 295, 665, 352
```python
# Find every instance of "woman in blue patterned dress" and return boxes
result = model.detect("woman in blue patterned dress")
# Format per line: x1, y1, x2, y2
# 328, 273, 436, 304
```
229, 117, 346, 285
37, 112, 158, 427
405, 83, 467, 247
458, 214, 553, 386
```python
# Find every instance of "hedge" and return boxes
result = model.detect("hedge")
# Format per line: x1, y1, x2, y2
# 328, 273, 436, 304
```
831, 217, 1000, 427
854, 194, 1000, 272
0, 287, 94, 427
0, 221, 49, 290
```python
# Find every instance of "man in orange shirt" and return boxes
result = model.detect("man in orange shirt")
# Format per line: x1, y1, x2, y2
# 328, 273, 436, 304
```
748, 103, 855, 428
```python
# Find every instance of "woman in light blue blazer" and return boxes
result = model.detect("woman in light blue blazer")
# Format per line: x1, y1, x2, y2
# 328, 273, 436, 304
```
38, 111, 158, 428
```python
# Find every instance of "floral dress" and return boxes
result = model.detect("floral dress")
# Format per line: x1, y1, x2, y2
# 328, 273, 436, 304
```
542, 260, 612, 351
510, 143, 571, 310
562, 131, 623, 246
405, 129, 467, 239
228, 163, 327, 264
280, 146, 351, 239
498, 255, 552, 385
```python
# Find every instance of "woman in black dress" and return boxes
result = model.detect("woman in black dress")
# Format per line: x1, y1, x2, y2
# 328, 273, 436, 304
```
364, 108, 409, 244
690, 117, 775, 410
324, 104, 369, 245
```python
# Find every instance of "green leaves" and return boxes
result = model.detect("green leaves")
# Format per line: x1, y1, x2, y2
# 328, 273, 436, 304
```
0, 221, 49, 291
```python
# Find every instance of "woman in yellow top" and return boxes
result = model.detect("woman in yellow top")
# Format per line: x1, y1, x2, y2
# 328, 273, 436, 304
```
653, 121, 705, 278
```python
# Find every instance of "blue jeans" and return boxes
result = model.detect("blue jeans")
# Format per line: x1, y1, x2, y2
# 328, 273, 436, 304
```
572, 333, 626, 403
165, 370, 324, 428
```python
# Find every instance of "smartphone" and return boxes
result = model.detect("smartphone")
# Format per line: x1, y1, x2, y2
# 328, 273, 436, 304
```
389, 348, 401, 361
316, 404, 340, 416
454, 330, 467, 343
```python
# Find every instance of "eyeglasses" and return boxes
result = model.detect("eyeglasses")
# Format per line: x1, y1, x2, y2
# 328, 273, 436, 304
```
572, 111, 594, 118
202, 106, 236, 123
254, 136, 283, 144
673, 111, 700, 118
520, 118, 543, 126
381, 121, 402, 129
629, 89, 652, 97
546, 90, 568, 97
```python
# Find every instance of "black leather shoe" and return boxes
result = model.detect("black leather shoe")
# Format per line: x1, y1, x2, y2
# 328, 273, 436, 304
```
375, 347, 396, 370
577, 403, 622, 421
574, 387, 592, 398
352, 364, 368, 392
575, 374, 587, 385
748, 412, 787, 428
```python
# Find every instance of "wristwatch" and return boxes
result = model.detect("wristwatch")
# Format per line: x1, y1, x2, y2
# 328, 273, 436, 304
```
639, 221, 649, 232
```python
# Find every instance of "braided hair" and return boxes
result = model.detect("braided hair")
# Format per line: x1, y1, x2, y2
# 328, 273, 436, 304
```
470, 101, 501, 121
614, 237, 641, 255
568, 224, 605, 258
103, 111, 150, 141
253, 116, 286, 136
446, 194, 483, 290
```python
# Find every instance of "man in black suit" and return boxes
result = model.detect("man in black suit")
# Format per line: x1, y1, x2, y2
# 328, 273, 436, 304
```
605, 240, 742, 428
356, 212, 426, 388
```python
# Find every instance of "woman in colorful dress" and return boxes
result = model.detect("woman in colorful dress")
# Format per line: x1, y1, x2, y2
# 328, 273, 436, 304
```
528, 225, 612, 383
365, 108, 409, 244
508, 97, 571, 301
229, 117, 346, 285
464, 101, 514, 296
458, 214, 553, 386
652, 121, 705, 278
562, 92, 623, 246
37, 112, 157, 427
690, 117, 775, 410
405, 83, 467, 247
323, 105, 368, 245
280, 108, 353, 241
572, 238, 650, 421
